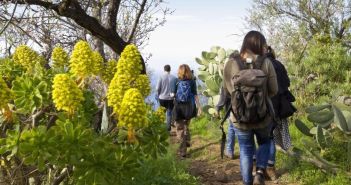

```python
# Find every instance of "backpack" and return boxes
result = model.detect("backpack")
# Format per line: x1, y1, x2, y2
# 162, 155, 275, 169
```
175, 80, 193, 103
230, 55, 269, 124
173, 80, 197, 121
269, 55, 296, 119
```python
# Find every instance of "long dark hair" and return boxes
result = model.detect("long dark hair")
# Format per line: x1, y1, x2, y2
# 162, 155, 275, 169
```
240, 31, 267, 56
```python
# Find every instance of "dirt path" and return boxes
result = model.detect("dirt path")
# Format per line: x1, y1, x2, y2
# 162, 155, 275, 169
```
172, 134, 297, 185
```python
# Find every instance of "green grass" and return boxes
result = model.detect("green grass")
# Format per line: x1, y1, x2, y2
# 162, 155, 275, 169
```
130, 146, 199, 185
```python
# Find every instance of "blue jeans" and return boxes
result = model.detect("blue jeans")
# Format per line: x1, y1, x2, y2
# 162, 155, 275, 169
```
233, 124, 272, 185
268, 139, 276, 165
166, 108, 172, 131
226, 121, 235, 154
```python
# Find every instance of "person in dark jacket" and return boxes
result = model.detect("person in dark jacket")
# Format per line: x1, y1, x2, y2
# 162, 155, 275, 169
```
265, 46, 295, 180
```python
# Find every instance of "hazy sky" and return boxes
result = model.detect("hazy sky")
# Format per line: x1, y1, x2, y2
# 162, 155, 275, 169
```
144, 0, 253, 75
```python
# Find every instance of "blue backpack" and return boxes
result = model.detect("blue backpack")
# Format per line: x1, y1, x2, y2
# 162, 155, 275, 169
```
175, 80, 193, 103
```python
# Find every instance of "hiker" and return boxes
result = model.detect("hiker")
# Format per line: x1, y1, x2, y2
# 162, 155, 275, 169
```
221, 30, 278, 185
172, 64, 202, 158
215, 85, 236, 159
156, 64, 177, 132
265, 46, 295, 180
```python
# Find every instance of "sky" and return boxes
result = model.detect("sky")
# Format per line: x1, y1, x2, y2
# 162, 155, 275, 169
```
144, 0, 253, 76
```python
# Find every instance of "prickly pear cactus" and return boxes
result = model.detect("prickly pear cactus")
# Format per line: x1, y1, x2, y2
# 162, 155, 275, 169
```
195, 46, 237, 115
295, 99, 351, 170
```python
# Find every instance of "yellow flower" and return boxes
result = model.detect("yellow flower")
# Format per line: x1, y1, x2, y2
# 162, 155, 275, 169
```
107, 74, 133, 115
134, 74, 151, 97
52, 74, 84, 114
69, 41, 95, 78
0, 77, 12, 109
116, 44, 142, 78
91, 51, 103, 76
12, 45, 43, 72
51, 46, 69, 68
154, 107, 166, 123
118, 88, 148, 129
101, 59, 117, 84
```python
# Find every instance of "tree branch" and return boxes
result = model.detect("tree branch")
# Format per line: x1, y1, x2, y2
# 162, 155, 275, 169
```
107, 0, 121, 30
6, 0, 146, 73
127, 0, 147, 43
0, 0, 18, 35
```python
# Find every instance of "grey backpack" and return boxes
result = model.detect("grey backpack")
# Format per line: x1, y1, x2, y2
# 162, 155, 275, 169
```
230, 54, 269, 124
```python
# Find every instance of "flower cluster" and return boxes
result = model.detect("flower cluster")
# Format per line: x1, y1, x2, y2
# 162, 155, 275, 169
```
12, 45, 42, 71
0, 77, 12, 109
115, 44, 142, 77
154, 106, 166, 123
101, 59, 117, 84
134, 74, 151, 97
107, 45, 151, 114
91, 51, 103, 76
51, 46, 69, 68
107, 74, 132, 114
118, 88, 148, 129
52, 74, 84, 114
69, 41, 96, 78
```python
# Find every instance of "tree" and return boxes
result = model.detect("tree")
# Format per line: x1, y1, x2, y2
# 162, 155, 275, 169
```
247, 0, 351, 61
0, 0, 172, 73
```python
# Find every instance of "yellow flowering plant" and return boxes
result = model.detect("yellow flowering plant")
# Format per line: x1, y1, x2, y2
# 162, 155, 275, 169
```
51, 46, 69, 69
0, 43, 169, 185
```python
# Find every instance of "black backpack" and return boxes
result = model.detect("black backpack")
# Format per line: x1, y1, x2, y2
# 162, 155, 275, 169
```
268, 54, 296, 119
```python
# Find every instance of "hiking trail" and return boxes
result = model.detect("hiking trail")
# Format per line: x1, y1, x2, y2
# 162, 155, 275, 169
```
171, 133, 299, 185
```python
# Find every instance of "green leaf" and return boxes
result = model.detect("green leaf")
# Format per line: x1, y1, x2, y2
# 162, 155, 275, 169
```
205, 79, 219, 93
295, 119, 313, 137
198, 71, 209, 81
333, 105, 350, 132
206, 52, 217, 59
218, 48, 226, 61
306, 104, 331, 113
307, 110, 334, 123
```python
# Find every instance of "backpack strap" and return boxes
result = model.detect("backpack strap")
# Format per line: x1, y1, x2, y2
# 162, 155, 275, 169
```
254, 55, 268, 70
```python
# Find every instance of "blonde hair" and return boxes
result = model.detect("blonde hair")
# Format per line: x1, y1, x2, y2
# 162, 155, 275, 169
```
177, 64, 192, 80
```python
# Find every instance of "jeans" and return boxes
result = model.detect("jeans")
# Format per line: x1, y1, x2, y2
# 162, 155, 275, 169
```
166, 108, 173, 131
226, 121, 235, 154
233, 124, 272, 185
159, 99, 174, 131
268, 139, 276, 165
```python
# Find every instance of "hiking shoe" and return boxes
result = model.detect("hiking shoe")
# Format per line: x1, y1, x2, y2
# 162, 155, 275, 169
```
186, 142, 191, 147
253, 173, 265, 185
266, 166, 277, 181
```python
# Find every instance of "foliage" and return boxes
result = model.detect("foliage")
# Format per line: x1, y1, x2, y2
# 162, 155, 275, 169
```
195, 46, 235, 116
0, 42, 169, 185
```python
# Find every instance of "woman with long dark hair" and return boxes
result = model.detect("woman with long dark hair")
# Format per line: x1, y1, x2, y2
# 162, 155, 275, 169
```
221, 31, 278, 185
